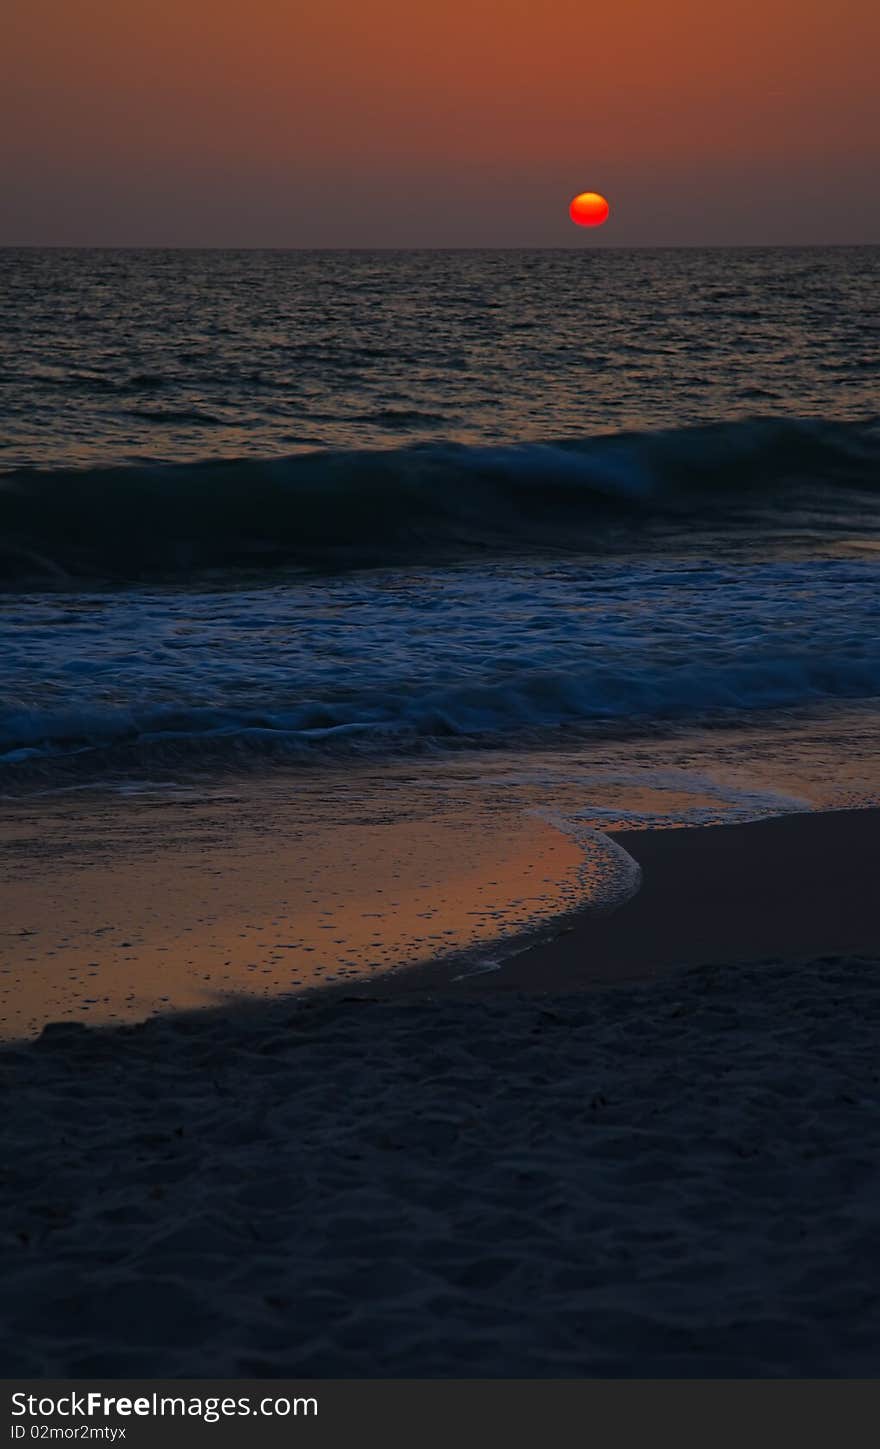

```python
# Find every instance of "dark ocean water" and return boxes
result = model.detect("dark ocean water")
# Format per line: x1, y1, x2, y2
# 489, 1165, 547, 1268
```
1, 247, 878, 789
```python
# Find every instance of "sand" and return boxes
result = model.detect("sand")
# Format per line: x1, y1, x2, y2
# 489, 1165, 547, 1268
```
391, 807, 880, 994
0, 772, 606, 1038
2, 809, 880, 1377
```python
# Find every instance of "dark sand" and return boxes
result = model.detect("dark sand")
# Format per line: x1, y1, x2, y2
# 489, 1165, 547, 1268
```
2, 808, 880, 1376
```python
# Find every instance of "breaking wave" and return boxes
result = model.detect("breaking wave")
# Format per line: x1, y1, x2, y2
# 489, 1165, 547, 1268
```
2, 417, 877, 586
4, 645, 880, 786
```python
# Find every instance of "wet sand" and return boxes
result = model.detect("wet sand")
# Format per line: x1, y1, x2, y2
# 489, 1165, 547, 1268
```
388, 807, 880, 995
0, 778, 601, 1038
4, 721, 878, 1036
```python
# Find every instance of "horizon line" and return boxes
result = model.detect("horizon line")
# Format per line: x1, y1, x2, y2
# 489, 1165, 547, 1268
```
2, 241, 878, 252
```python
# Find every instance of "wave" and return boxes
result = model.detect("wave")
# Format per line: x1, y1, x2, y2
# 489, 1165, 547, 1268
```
3, 646, 879, 785
1, 416, 878, 585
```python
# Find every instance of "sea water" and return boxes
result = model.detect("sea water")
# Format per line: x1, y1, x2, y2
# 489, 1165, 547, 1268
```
2, 246, 879, 1029
1, 247, 878, 793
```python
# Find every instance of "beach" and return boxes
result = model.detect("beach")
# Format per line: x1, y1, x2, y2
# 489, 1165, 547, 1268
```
392, 806, 880, 992
2, 245, 879, 1380
2, 806, 879, 1377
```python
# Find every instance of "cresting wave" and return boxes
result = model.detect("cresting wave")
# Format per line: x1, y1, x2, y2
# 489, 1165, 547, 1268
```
4, 647, 880, 786
2, 416, 878, 585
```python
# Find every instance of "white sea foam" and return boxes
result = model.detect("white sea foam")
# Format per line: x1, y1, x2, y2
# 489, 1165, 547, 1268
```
2, 554, 879, 782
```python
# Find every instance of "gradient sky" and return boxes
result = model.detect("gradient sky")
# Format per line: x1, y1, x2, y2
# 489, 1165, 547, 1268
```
3, 0, 878, 246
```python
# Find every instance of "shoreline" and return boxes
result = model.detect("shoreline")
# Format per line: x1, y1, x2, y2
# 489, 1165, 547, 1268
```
375, 807, 880, 997
3, 798, 879, 1038
0, 775, 593, 1039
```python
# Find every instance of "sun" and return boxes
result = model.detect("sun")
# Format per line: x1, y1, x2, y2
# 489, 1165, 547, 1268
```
569, 192, 610, 227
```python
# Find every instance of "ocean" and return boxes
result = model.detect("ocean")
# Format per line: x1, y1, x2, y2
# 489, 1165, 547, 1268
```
1, 246, 878, 804
1, 244, 879, 1032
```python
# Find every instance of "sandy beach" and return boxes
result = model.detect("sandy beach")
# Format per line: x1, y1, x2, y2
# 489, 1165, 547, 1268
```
2, 807, 879, 1377
392, 807, 880, 994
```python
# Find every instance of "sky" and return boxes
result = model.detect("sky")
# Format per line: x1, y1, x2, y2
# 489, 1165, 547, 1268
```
2, 0, 878, 246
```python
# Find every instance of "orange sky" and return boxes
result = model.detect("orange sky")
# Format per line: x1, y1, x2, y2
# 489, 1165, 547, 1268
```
3, 0, 878, 244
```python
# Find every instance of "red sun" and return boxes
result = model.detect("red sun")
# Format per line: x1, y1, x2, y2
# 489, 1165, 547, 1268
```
569, 191, 610, 227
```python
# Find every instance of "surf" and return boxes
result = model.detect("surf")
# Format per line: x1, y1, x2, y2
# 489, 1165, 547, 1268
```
1, 416, 877, 587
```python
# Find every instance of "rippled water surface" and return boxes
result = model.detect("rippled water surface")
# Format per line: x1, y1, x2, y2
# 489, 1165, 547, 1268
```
2, 247, 877, 468
1, 246, 878, 790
